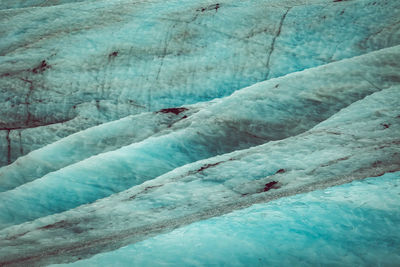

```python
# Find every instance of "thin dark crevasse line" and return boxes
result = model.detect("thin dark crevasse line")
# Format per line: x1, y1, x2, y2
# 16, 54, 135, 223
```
265, 7, 291, 81
150, 12, 200, 112
362, 76, 382, 91
0, 117, 72, 131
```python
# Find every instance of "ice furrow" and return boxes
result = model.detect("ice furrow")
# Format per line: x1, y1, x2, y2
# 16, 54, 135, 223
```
55, 172, 400, 267
0, 45, 399, 229
1, 43, 399, 188
1, 0, 400, 165
0, 102, 209, 192
0, 85, 398, 266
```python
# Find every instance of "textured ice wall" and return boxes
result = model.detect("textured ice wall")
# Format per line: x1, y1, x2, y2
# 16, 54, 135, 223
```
1, 0, 400, 165
0, 101, 209, 191
54, 171, 400, 267
1, 46, 399, 226
0, 85, 398, 265
0, 0, 399, 265
2, 44, 399, 192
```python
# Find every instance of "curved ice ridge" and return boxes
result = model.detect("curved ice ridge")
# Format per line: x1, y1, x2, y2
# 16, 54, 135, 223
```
1, 45, 399, 229
0, 84, 399, 266
0, 101, 210, 191
2, 44, 400, 192
1, 0, 400, 165
56, 171, 400, 267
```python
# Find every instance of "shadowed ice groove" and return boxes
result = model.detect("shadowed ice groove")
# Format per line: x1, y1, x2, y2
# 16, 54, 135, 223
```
0, 45, 399, 229
54, 171, 400, 267
0, 101, 211, 192
0, 85, 399, 266
1, 0, 400, 165
5, 41, 400, 191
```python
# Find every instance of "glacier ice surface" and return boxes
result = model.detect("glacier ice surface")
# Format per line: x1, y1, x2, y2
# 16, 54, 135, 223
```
0, 85, 398, 265
1, 0, 400, 165
0, 0, 399, 265
54, 171, 400, 267
1, 46, 399, 229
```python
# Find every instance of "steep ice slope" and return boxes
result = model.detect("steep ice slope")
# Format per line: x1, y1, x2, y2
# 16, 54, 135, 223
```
1, 45, 399, 227
0, 86, 398, 266
55, 172, 400, 267
1, 0, 400, 165
2, 44, 399, 191
0, 101, 209, 191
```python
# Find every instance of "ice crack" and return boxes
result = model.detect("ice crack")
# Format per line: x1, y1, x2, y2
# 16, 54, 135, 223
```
265, 7, 291, 80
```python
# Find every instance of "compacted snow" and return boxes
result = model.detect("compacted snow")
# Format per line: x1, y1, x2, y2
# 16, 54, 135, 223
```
0, 0, 399, 266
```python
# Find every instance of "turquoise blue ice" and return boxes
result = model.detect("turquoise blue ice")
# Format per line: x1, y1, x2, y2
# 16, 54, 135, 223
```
0, 0, 399, 265
1, 0, 400, 165
56, 172, 400, 267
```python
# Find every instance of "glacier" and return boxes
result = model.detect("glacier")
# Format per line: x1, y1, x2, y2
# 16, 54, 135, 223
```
0, 84, 399, 265
0, 0, 399, 266
53, 171, 400, 267
1, 46, 399, 228
1, 0, 400, 165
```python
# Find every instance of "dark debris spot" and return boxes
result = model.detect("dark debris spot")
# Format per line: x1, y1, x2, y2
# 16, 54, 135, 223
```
197, 162, 221, 172
263, 181, 279, 192
157, 107, 188, 115
109, 51, 118, 58
128, 185, 162, 200
275, 84, 279, 88
32, 60, 51, 74
38, 220, 86, 234
39, 220, 70, 230
1, 73, 10, 77
197, 3, 220, 12
143, 185, 162, 192
382, 123, 391, 129
333, 0, 343, 2
276, 168, 285, 174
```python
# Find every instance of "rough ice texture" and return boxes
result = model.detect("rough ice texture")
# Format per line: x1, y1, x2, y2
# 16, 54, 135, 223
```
0, 84, 398, 265
1, 46, 399, 227
0, 101, 209, 191
1, 0, 400, 165
2, 44, 399, 192
0, 0, 399, 265
54, 171, 400, 267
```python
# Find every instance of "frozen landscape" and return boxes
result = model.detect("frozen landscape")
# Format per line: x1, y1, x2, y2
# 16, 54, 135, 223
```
0, 0, 399, 266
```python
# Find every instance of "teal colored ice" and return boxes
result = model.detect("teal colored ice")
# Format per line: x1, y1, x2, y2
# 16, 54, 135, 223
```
55, 172, 400, 267
0, 0, 399, 265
